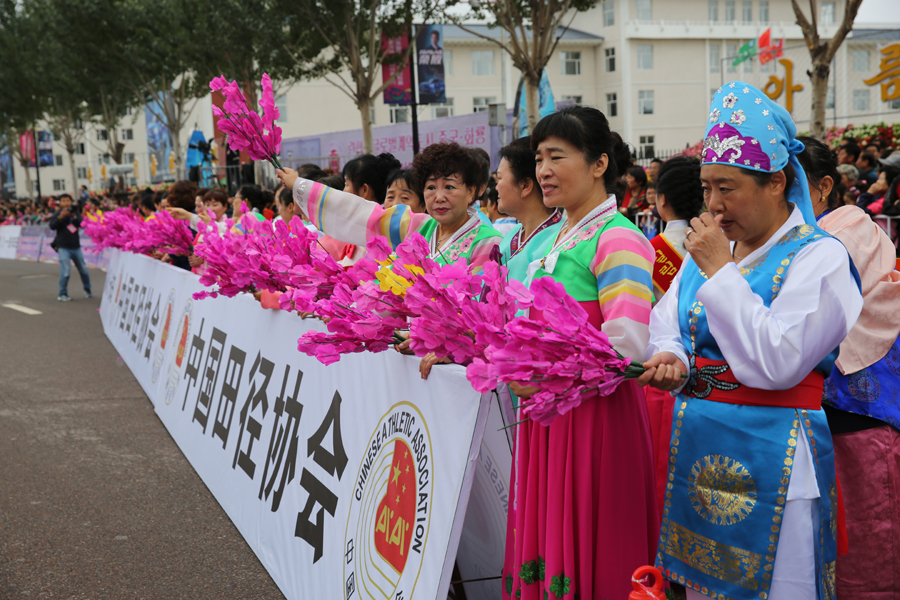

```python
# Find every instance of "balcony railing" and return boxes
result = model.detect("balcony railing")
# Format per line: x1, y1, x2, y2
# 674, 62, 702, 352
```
623, 19, 839, 40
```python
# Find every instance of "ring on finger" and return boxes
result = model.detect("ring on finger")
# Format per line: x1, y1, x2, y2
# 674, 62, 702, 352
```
685, 227, 694, 237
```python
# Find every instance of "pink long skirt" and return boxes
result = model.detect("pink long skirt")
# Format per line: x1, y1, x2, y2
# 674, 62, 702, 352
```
502, 380, 659, 599
833, 424, 900, 599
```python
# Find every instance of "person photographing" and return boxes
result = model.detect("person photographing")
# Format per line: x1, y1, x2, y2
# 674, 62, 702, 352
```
49, 194, 92, 302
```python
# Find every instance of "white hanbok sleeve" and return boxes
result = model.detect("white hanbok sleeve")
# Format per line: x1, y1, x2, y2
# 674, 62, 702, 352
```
646, 263, 691, 392
696, 238, 863, 389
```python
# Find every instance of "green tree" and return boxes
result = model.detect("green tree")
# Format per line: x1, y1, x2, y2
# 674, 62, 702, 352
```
48, 0, 140, 178
280, 0, 442, 154
792, 0, 864, 139
0, 0, 49, 196
446, 0, 598, 133
123, 0, 223, 180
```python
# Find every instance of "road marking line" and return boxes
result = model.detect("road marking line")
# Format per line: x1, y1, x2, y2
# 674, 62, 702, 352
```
2, 303, 43, 315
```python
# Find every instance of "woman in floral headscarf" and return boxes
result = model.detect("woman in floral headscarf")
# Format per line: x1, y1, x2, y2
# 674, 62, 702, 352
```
640, 82, 863, 600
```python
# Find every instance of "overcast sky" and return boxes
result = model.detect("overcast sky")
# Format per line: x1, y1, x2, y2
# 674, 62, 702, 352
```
856, 0, 900, 25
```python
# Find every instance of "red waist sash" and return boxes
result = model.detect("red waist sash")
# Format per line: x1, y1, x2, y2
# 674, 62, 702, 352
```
689, 357, 823, 410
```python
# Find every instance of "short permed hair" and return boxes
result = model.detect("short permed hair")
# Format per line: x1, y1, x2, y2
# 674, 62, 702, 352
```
412, 142, 482, 193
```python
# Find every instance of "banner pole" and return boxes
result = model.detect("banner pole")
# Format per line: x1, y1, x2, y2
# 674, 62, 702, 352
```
33, 127, 42, 200
409, 22, 420, 156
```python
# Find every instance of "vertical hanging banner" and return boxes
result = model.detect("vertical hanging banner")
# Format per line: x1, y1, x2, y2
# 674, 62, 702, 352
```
19, 131, 35, 167
98, 250, 497, 600
37, 131, 53, 167
416, 24, 446, 105
146, 98, 174, 184
382, 29, 413, 105
0, 145, 14, 194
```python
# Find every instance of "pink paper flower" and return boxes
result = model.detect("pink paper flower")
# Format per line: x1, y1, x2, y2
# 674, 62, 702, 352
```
209, 73, 283, 169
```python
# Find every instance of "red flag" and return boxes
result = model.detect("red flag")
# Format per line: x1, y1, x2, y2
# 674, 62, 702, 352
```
758, 28, 771, 50
772, 38, 784, 58
759, 37, 784, 65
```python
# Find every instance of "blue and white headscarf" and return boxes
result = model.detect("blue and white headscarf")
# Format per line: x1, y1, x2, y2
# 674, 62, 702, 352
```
702, 81, 815, 224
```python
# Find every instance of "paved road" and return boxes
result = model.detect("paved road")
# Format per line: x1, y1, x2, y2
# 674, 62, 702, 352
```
0, 259, 285, 599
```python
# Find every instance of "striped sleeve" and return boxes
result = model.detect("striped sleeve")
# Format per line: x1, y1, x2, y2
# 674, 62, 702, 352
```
590, 226, 655, 360
293, 178, 430, 249
464, 232, 502, 275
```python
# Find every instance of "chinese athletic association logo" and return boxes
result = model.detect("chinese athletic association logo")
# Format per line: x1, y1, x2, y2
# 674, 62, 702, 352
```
164, 298, 193, 405
151, 288, 176, 384
344, 402, 433, 600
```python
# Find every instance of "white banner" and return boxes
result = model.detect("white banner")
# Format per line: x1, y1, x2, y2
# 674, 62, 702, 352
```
98, 249, 508, 600
0, 225, 21, 259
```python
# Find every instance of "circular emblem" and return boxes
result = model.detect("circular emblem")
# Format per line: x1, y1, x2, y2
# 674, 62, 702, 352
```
848, 370, 880, 403
164, 299, 193, 406
152, 288, 177, 384
688, 455, 757, 526
344, 402, 433, 600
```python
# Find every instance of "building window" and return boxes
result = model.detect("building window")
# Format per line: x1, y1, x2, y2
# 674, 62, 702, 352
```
389, 106, 409, 123
100, 154, 111, 165
726, 43, 737, 73
821, 1, 835, 24
890, 98, 900, 110
54, 154, 63, 166
432, 98, 454, 119
852, 49, 870, 72
560, 51, 581, 75
742, 1, 752, 22
635, 0, 651, 21
97, 129, 108, 141
606, 93, 618, 117
853, 89, 870, 112
444, 49, 453, 75
53, 179, 66, 191
759, 0, 769, 22
637, 45, 653, 70
473, 96, 496, 113
471, 50, 495, 76
708, 0, 718, 21
561, 95, 583, 105
710, 44, 720, 73
639, 135, 655, 159
76, 167, 87, 179
125, 107, 133, 116
124, 152, 135, 164
638, 90, 654, 115
603, 0, 615, 26
122, 129, 134, 141
725, 0, 735, 21
76, 143, 85, 155
605, 47, 616, 72
370, 105, 376, 125
74, 119, 83, 130
275, 94, 288, 122
826, 87, 835, 109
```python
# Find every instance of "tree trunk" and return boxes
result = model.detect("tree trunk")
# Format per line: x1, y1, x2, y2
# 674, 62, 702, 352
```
20, 163, 33, 199
67, 149, 78, 195
360, 97, 373, 155
172, 131, 184, 181
809, 60, 831, 140
525, 75, 540, 135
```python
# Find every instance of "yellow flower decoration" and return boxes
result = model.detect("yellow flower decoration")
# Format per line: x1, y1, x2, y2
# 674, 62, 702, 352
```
376, 267, 412, 296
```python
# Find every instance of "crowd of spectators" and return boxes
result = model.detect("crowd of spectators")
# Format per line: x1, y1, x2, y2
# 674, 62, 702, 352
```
3, 131, 899, 255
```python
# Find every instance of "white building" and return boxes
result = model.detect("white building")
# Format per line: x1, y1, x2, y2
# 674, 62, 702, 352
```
6, 0, 899, 198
